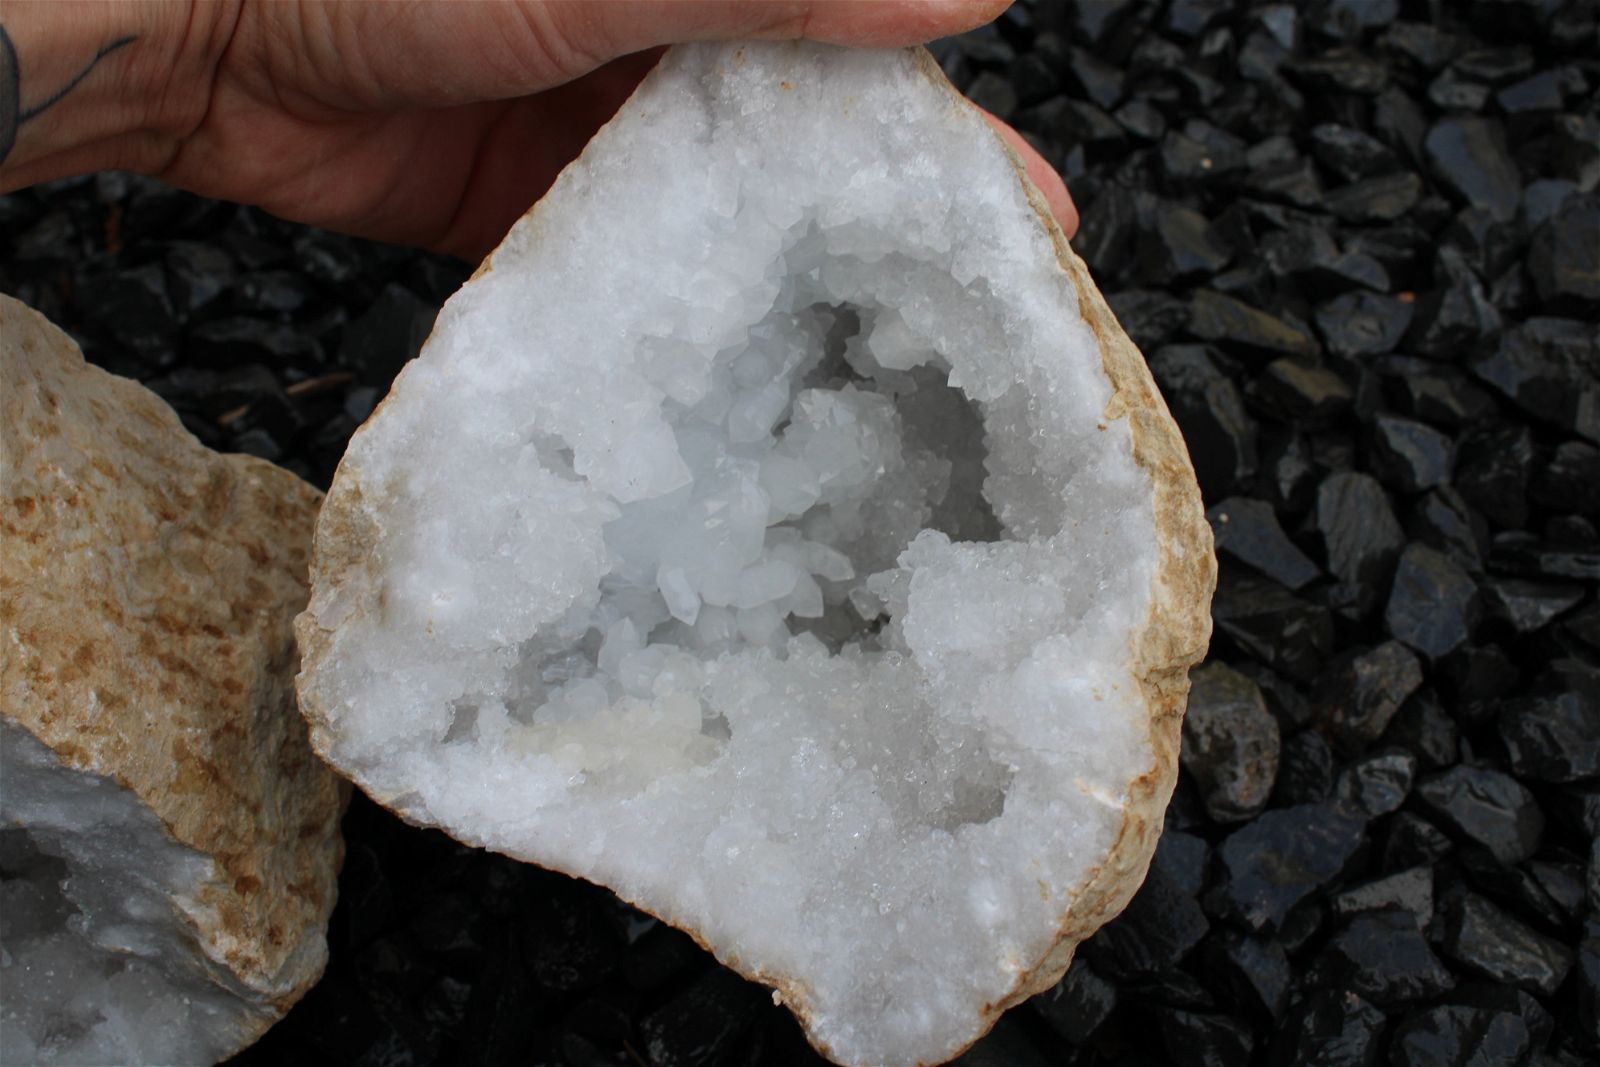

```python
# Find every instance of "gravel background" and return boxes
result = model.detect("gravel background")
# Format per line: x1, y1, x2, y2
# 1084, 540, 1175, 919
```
2, 1, 1597, 1065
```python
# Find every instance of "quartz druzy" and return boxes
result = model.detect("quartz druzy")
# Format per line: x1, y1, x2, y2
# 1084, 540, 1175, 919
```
298, 42, 1213, 1067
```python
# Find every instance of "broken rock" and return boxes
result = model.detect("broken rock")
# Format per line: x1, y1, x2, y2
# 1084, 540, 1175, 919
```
0, 295, 342, 1066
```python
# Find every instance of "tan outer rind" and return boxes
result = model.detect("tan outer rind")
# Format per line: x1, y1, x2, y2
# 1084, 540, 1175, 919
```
1, 296, 344, 1050
296, 43, 1215, 1067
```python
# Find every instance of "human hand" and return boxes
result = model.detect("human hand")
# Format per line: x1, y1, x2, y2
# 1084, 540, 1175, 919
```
0, 1, 1076, 262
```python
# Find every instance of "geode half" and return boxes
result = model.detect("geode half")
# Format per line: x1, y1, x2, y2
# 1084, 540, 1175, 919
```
2, 295, 342, 1066
297, 42, 1213, 1067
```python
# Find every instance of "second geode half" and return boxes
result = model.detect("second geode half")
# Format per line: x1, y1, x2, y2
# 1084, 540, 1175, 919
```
297, 41, 1213, 1067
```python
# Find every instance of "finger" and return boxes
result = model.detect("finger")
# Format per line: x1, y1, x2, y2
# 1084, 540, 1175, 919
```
550, 0, 1014, 60
292, 2, 1013, 109
979, 111, 1079, 239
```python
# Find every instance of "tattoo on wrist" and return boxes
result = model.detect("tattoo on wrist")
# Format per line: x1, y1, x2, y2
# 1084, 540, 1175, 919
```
0, 26, 137, 168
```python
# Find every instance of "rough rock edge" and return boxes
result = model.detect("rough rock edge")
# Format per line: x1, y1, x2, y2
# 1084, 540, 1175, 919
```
296, 43, 1215, 1067
1, 295, 344, 1052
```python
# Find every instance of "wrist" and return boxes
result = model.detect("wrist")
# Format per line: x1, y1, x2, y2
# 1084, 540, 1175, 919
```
0, 0, 240, 192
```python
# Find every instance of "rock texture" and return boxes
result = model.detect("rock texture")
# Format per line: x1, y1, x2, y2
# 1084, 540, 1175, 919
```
296, 41, 1213, 1067
0, 294, 342, 1065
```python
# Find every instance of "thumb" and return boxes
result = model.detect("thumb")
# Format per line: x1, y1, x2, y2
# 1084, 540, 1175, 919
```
280, 2, 1011, 109
549, 1, 1014, 62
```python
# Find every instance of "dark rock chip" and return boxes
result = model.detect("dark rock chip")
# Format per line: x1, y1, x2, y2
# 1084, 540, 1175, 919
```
1439, 891, 1575, 996
1375, 358, 1497, 429
1333, 867, 1433, 928
1124, 966, 1215, 1010
1213, 577, 1335, 682
1251, 358, 1354, 425
1273, 730, 1337, 808
1149, 345, 1258, 499
1415, 766, 1544, 865
1410, 488, 1490, 573
1497, 69, 1565, 113
1260, 430, 1318, 513
1458, 848, 1584, 934
1531, 441, 1600, 516
1189, 289, 1319, 359
1106, 289, 1191, 350
622, 924, 702, 992
341, 283, 438, 388
1521, 178, 1579, 230
1489, 535, 1600, 581
1451, 983, 1555, 1051
1263, 228, 1392, 297
1455, 425, 1535, 532
1381, 21, 1464, 72
1385, 692, 1461, 770
188, 316, 321, 367
1575, 926, 1600, 1051
1444, 206, 1519, 281
1318, 472, 1406, 587
1289, 48, 1389, 95
1438, 645, 1521, 724
1370, 415, 1454, 494
1277, 898, 1327, 957
1309, 908, 1454, 1004
231, 270, 318, 316
1310, 123, 1401, 182
1153, 829, 1210, 900
962, 71, 1018, 120
1325, 172, 1423, 224
1482, 579, 1585, 633
1314, 641, 1423, 750
1550, 112, 1600, 190
637, 967, 764, 1067
1063, 46, 1124, 109
1074, 183, 1137, 281
1006, 50, 1059, 109
1336, 749, 1417, 817
1384, 812, 1455, 871
1182, 663, 1282, 823
1429, 67, 1492, 111
1386, 543, 1480, 659
1497, 691, 1600, 782
1527, 194, 1600, 306
1388, 1004, 1532, 1067
1208, 802, 1366, 932
1272, 988, 1385, 1067
1030, 958, 1116, 1045
1315, 292, 1414, 360
1138, 201, 1232, 282
1088, 865, 1209, 978
520, 880, 623, 992
1018, 97, 1125, 150
1113, 98, 1166, 141
948, 1017, 1053, 1067
1424, 117, 1522, 221
1245, 157, 1326, 210
75, 263, 178, 360
163, 241, 238, 317
1406, 249, 1504, 358
1473, 317, 1600, 445
1209, 497, 1320, 590
1202, 929, 1292, 1020
1156, 1008, 1255, 1067
1452, 46, 1535, 86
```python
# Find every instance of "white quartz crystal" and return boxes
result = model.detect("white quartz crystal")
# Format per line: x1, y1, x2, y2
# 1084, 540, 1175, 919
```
299, 41, 1213, 1067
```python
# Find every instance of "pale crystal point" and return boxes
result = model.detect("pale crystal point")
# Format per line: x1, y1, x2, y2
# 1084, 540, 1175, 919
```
298, 42, 1213, 1067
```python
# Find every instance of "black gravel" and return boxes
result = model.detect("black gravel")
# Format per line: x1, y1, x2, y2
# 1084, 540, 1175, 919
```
2, 1, 1597, 1064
